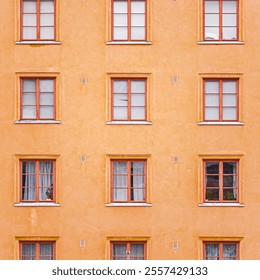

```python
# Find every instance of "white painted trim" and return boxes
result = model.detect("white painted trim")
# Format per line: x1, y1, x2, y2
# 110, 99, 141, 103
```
14, 120, 61, 124
106, 203, 152, 207
198, 122, 244, 126
15, 41, 62, 45
198, 41, 245, 45
14, 202, 61, 207
198, 203, 245, 207
106, 121, 152, 125
106, 41, 152, 45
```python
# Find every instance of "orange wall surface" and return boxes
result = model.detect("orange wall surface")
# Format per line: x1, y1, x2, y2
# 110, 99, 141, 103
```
0, 0, 260, 260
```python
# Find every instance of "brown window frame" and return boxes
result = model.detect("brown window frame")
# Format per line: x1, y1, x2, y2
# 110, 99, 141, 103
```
203, 159, 239, 203
203, 241, 239, 260
111, 78, 147, 121
203, 78, 239, 122
20, 77, 56, 120
20, 159, 56, 202
111, 0, 147, 42
19, 241, 55, 260
203, 0, 239, 41
20, 0, 56, 41
111, 241, 146, 260
111, 159, 147, 203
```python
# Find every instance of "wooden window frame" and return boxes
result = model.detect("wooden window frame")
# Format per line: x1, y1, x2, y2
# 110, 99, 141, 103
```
203, 0, 239, 41
110, 241, 147, 260
111, 78, 147, 121
110, 159, 147, 203
203, 78, 239, 122
203, 159, 239, 203
20, 159, 56, 202
111, 0, 147, 42
20, 77, 56, 120
20, 0, 56, 41
203, 241, 239, 260
19, 241, 55, 260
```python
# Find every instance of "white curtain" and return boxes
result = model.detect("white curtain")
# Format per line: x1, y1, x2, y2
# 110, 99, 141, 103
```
131, 162, 145, 201
130, 244, 144, 260
113, 162, 127, 201
39, 161, 53, 200
21, 243, 36, 260
113, 244, 127, 260
39, 243, 54, 260
205, 244, 219, 260
22, 161, 36, 201
39, 79, 54, 119
223, 244, 237, 260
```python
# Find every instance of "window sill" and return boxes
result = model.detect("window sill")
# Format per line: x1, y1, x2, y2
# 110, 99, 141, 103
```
14, 202, 60, 207
15, 41, 62, 45
106, 203, 152, 207
106, 41, 152, 45
198, 121, 244, 126
198, 203, 245, 207
14, 120, 61, 124
106, 121, 152, 125
198, 41, 245, 45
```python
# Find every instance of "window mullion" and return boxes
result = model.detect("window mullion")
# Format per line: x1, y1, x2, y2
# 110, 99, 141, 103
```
37, 0, 41, 40
219, 79, 223, 121
36, 160, 39, 202
128, 0, 131, 41
127, 161, 131, 202
219, 0, 223, 40
36, 79, 40, 119
219, 161, 223, 202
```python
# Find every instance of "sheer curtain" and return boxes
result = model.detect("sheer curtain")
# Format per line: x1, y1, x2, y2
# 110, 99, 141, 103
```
113, 244, 127, 260
40, 243, 54, 260
113, 162, 127, 201
205, 244, 219, 260
21, 243, 36, 260
22, 161, 36, 201
130, 244, 144, 260
223, 244, 237, 260
39, 161, 53, 200
131, 162, 145, 201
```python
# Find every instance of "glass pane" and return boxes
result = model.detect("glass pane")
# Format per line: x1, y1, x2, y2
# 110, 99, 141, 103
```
205, 81, 219, 93
206, 162, 219, 174
113, 27, 128, 40
206, 189, 219, 201
223, 14, 237, 26
132, 162, 144, 174
130, 244, 144, 260
40, 80, 54, 92
223, 244, 237, 258
113, 188, 127, 201
23, 14, 37, 26
113, 244, 127, 260
40, 106, 54, 118
222, 108, 237, 120
23, 27, 37, 39
205, 108, 219, 120
223, 94, 236, 106
40, 93, 54, 105
40, 27, 54, 39
23, 0, 37, 13
205, 244, 219, 260
114, 94, 128, 106
40, 14, 54, 26
205, 94, 219, 106
114, 14, 128, 26
206, 175, 219, 187
114, 175, 127, 188
40, 243, 53, 260
205, 27, 219, 39
223, 189, 237, 200
223, 1, 237, 13
23, 93, 36, 105
22, 243, 36, 260
205, 1, 219, 13
114, 162, 127, 174
222, 27, 237, 40
223, 176, 236, 187
22, 106, 36, 119
114, 1, 128, 13
113, 107, 128, 119
23, 80, 36, 92
132, 175, 144, 187
223, 162, 237, 174
40, 0, 54, 13
131, 94, 145, 106
114, 80, 128, 93
131, 107, 145, 120
131, 27, 145, 40
131, 80, 145, 93
131, 14, 145, 27
205, 14, 219, 26
131, 1, 145, 13
223, 81, 237, 93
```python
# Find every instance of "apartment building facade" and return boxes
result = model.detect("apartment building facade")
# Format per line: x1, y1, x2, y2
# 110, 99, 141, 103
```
0, 0, 260, 260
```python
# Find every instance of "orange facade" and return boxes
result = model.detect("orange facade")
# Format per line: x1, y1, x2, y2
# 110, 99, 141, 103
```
0, 0, 260, 260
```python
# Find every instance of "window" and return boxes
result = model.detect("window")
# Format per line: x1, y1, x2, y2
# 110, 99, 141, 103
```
20, 160, 55, 202
204, 160, 238, 202
20, 241, 55, 260
21, 0, 56, 41
111, 160, 146, 202
111, 242, 146, 260
20, 78, 55, 120
204, 242, 239, 260
203, 0, 238, 41
112, 0, 147, 41
111, 78, 147, 121
203, 79, 238, 121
